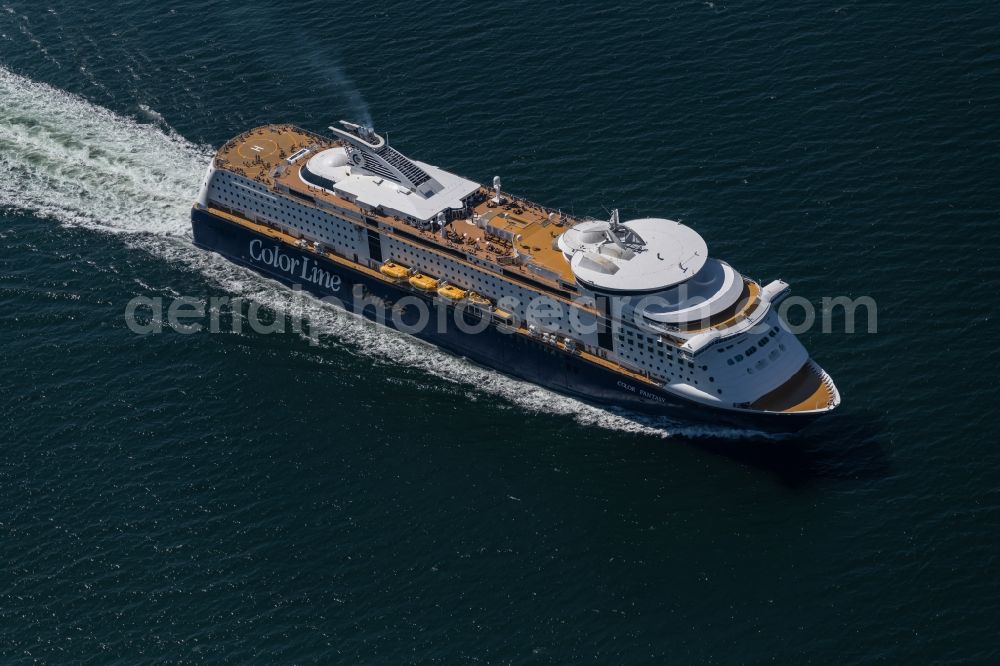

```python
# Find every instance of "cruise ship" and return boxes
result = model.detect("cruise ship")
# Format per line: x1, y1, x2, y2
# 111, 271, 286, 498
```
192, 121, 839, 431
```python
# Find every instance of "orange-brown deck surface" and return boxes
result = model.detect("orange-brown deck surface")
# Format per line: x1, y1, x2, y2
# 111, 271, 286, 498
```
750, 363, 837, 413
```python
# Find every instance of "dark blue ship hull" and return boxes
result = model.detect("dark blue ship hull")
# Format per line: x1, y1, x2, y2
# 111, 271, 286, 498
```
191, 208, 817, 434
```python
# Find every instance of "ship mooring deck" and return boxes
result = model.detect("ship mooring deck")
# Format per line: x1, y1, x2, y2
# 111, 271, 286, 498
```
750, 362, 838, 413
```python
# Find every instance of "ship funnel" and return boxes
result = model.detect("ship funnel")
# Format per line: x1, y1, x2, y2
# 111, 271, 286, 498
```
336, 120, 377, 144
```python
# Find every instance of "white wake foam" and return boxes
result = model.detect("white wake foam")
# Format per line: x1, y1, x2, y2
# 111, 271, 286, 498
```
0, 67, 209, 236
0, 67, 771, 441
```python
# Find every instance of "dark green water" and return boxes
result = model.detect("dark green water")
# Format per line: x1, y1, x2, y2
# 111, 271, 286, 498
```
2, 1, 999, 663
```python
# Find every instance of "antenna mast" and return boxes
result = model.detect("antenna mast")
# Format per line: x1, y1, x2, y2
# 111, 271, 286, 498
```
607, 208, 647, 251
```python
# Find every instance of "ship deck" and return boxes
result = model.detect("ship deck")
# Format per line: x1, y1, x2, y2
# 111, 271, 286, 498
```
215, 126, 767, 328
217, 125, 581, 292
681, 281, 760, 334
749, 362, 838, 413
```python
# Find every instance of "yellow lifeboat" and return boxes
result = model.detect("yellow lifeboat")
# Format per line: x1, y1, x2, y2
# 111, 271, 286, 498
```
437, 284, 467, 301
379, 261, 410, 281
408, 273, 439, 291
492, 308, 514, 325
467, 291, 491, 307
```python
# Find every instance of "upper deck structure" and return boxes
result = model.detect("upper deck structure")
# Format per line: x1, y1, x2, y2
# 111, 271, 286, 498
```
213, 122, 593, 291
